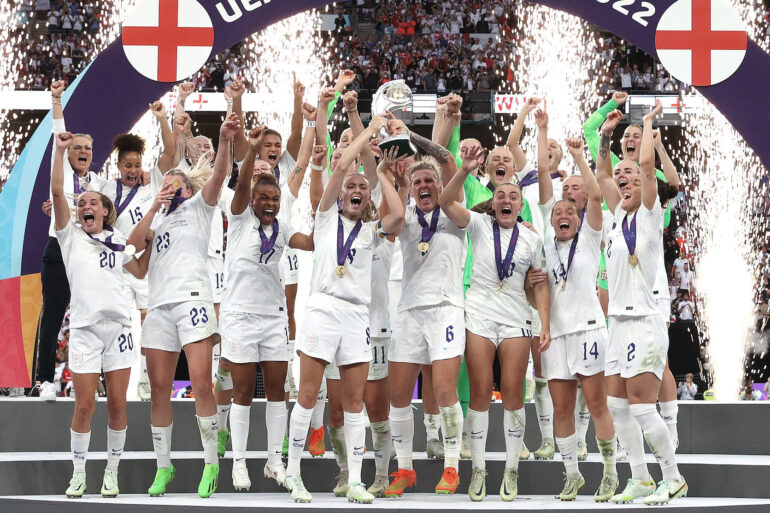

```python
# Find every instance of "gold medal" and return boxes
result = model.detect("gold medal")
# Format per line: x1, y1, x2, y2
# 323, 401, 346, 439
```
562, 282, 567, 291
171, 178, 182, 190
628, 255, 639, 267
335, 265, 347, 278
417, 241, 430, 253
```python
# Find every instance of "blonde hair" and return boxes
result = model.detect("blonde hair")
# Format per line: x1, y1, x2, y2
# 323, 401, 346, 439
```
168, 155, 213, 195
408, 156, 441, 184
101, 193, 117, 227
72, 133, 93, 144
361, 200, 379, 223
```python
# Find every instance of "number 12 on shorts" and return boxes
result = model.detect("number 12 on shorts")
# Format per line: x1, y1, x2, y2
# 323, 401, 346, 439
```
582, 341, 598, 360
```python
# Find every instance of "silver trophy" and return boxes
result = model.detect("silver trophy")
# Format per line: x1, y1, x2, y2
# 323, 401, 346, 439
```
372, 80, 416, 158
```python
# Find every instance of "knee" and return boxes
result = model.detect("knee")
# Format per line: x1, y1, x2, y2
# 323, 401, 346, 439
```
106, 397, 126, 420
328, 406, 344, 426
297, 386, 318, 409
585, 396, 609, 416
433, 384, 458, 407
551, 399, 574, 420
233, 385, 254, 405
74, 397, 95, 422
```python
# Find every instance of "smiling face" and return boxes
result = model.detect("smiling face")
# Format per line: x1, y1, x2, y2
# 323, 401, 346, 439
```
117, 151, 142, 187
546, 138, 563, 171
410, 167, 441, 212
613, 158, 641, 211
485, 147, 514, 187
251, 182, 281, 225
492, 183, 522, 229
258, 134, 283, 168
340, 173, 371, 219
561, 176, 587, 211
68, 135, 93, 175
77, 191, 107, 233
551, 199, 580, 241
622, 125, 642, 162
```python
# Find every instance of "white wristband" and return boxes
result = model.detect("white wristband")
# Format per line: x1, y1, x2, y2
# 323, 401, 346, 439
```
310, 163, 324, 171
305, 120, 316, 128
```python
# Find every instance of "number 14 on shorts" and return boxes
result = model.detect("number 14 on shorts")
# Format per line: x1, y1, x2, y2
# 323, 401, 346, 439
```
582, 341, 599, 361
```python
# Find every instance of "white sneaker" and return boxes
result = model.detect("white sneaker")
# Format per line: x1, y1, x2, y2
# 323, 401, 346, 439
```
40, 381, 56, 402
66, 471, 86, 498
101, 469, 119, 498
264, 460, 286, 486
286, 475, 312, 503
642, 478, 687, 505
137, 377, 151, 402
232, 459, 251, 491
333, 470, 349, 496
611, 478, 656, 503
347, 481, 374, 504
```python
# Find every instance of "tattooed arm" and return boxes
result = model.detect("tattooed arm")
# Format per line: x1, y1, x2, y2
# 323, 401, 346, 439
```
409, 130, 463, 202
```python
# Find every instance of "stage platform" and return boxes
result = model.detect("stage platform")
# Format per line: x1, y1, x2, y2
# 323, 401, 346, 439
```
1, 399, 769, 510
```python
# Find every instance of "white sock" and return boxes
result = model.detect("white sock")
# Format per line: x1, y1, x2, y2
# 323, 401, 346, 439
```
214, 367, 232, 392
658, 400, 679, 448
503, 408, 526, 469
311, 378, 327, 430
556, 433, 579, 475
197, 414, 219, 465
230, 403, 250, 461
71, 429, 90, 473
217, 403, 231, 433
151, 423, 173, 469
597, 436, 617, 476
467, 408, 488, 470
439, 402, 463, 468
266, 401, 287, 465
424, 412, 441, 441
630, 403, 681, 482
534, 377, 554, 443
328, 425, 348, 471
607, 396, 650, 481
389, 405, 414, 470
575, 386, 591, 445
140, 355, 148, 379
344, 411, 366, 484
106, 427, 126, 471
287, 403, 313, 477
370, 420, 391, 477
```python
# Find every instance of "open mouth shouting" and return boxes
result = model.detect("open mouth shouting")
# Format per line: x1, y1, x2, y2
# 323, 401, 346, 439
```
82, 211, 95, 228
618, 177, 632, 200
558, 220, 571, 235
267, 152, 278, 165
495, 166, 506, 180
350, 194, 363, 207
262, 208, 275, 220
624, 141, 637, 158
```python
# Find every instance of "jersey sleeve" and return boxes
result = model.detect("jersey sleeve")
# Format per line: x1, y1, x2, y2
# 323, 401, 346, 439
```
88, 172, 108, 192
448, 125, 462, 169
54, 218, 75, 252
280, 219, 298, 243
325, 91, 342, 166
582, 98, 620, 169
463, 173, 489, 209
464, 209, 484, 234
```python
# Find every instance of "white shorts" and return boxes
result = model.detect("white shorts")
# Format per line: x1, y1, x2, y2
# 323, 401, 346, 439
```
606, 314, 668, 380
296, 299, 370, 367
280, 248, 299, 286
325, 337, 389, 381
390, 302, 465, 365
542, 327, 609, 381
656, 298, 671, 326
208, 256, 224, 304
530, 306, 541, 337
465, 311, 532, 347
142, 301, 218, 352
69, 320, 135, 374
123, 272, 148, 311
220, 310, 290, 363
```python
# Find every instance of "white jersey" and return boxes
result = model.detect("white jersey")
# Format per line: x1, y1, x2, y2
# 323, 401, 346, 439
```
545, 220, 605, 338
605, 198, 663, 317
398, 205, 465, 311
207, 186, 234, 260
370, 239, 394, 336
56, 220, 133, 328
221, 204, 296, 316
652, 209, 670, 303
389, 238, 403, 281
309, 203, 380, 306
49, 117, 107, 238
464, 212, 542, 327
236, 156, 297, 226
101, 180, 156, 239
147, 192, 215, 309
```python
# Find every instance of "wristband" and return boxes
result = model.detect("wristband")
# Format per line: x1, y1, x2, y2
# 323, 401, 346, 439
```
310, 163, 324, 171
52, 95, 62, 99
227, 101, 234, 106
345, 107, 357, 113
305, 120, 316, 128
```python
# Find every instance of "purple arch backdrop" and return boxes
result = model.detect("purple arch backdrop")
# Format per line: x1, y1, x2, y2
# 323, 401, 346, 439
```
0, 0, 768, 386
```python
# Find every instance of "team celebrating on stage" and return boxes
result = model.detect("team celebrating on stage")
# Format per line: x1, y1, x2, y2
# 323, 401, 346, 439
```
46, 69, 687, 505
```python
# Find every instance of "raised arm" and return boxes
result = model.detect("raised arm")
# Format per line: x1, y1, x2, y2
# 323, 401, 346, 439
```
566, 137, 603, 231
175, 82, 194, 122
534, 107, 553, 204
439, 144, 484, 228
51, 133, 73, 231
316, 86, 338, 163
431, 96, 447, 142
51, 80, 65, 124
653, 128, 680, 188
309, 144, 326, 214
597, 110, 623, 213
288, 103, 318, 198
149, 101, 176, 173
319, 115, 386, 213
231, 126, 265, 216
343, 91, 378, 186
285, 73, 306, 160
583, 91, 624, 166
506, 96, 540, 172
376, 148, 406, 236
640, 99, 662, 210
128, 182, 174, 252
228, 77, 250, 162
202, 113, 239, 206
434, 93, 462, 149
409, 130, 461, 201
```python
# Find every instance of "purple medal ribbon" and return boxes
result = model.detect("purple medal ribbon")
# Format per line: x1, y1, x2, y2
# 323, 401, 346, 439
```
337, 215, 363, 267
621, 212, 637, 257
518, 170, 563, 188
87, 227, 125, 252
486, 181, 496, 193
273, 165, 280, 182
166, 187, 188, 215
416, 207, 440, 246
550, 171, 562, 180
114, 180, 140, 217
554, 210, 585, 284
258, 220, 280, 254
493, 221, 520, 282
73, 172, 87, 206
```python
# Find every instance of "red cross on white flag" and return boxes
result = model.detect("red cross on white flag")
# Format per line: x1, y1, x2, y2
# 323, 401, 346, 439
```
122, 0, 214, 83
655, 0, 748, 87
